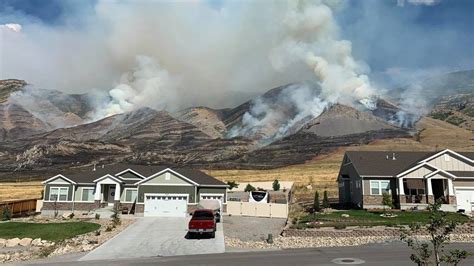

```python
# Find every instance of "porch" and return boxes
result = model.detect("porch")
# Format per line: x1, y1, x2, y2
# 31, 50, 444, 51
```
398, 175, 456, 210
94, 175, 123, 208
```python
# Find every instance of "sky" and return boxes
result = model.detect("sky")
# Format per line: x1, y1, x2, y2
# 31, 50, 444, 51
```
0, 0, 473, 110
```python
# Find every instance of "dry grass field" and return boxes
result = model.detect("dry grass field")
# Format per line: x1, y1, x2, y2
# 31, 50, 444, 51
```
2, 117, 472, 203
0, 181, 43, 202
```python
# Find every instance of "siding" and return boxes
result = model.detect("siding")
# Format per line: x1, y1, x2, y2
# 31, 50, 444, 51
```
138, 185, 196, 203
44, 184, 73, 201
142, 172, 191, 185
426, 154, 474, 171
197, 187, 227, 203
402, 166, 434, 178
453, 180, 474, 188
48, 176, 72, 185
338, 162, 363, 205
119, 172, 142, 180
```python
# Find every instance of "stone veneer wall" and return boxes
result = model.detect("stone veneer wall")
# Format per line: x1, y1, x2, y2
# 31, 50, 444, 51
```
283, 223, 474, 238
362, 195, 384, 206
42, 201, 98, 211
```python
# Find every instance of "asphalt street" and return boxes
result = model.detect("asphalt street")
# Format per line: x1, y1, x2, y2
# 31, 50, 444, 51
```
25, 242, 474, 266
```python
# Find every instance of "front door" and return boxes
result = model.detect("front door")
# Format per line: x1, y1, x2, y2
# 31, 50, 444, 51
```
107, 186, 116, 206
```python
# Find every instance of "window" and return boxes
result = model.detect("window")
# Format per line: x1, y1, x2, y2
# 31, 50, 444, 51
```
49, 187, 68, 201
370, 181, 380, 195
370, 180, 391, 195
81, 188, 94, 202
125, 189, 138, 202
165, 172, 171, 180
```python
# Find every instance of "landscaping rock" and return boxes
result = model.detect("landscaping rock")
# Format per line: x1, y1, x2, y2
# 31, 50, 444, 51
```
82, 244, 95, 252
19, 238, 33, 247
0, 238, 6, 247
31, 238, 42, 246
6, 238, 21, 247
62, 212, 73, 219
341, 214, 350, 218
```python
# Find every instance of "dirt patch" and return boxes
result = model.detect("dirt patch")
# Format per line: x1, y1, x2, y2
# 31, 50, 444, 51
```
223, 216, 286, 242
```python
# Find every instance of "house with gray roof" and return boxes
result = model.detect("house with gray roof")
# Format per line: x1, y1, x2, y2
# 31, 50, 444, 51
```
41, 164, 228, 217
338, 149, 474, 213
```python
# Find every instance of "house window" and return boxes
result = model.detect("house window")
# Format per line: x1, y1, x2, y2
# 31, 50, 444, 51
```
370, 180, 391, 195
49, 187, 68, 201
125, 189, 138, 202
81, 188, 94, 202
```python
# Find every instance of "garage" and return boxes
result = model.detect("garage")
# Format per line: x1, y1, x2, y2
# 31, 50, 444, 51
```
455, 189, 474, 213
144, 194, 188, 217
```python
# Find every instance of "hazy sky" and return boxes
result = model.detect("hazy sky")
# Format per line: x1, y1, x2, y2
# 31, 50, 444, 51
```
1, 0, 473, 109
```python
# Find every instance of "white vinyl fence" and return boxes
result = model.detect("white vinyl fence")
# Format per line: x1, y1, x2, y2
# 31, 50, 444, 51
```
226, 201, 288, 218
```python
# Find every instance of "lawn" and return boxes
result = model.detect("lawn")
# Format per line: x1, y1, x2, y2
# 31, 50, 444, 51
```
294, 210, 470, 229
0, 222, 101, 241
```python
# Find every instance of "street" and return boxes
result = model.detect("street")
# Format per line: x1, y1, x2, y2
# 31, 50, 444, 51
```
26, 242, 474, 266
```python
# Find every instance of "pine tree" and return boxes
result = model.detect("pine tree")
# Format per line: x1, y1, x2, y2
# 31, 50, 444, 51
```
322, 190, 330, 209
313, 191, 320, 212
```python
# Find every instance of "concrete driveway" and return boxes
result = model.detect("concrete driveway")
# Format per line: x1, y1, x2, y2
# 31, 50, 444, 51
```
79, 217, 224, 261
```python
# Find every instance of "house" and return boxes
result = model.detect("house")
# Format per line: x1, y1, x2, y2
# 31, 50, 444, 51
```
338, 149, 474, 213
41, 164, 228, 217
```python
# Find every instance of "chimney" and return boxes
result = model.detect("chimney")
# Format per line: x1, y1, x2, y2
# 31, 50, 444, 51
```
392, 153, 396, 160
93, 164, 96, 171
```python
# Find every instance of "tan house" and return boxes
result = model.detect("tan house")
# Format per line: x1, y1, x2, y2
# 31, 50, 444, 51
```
338, 149, 474, 213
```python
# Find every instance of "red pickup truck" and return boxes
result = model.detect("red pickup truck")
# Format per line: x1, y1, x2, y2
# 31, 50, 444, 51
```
188, 209, 216, 238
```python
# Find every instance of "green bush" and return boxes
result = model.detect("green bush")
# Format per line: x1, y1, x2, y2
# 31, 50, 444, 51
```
322, 191, 330, 209
95, 213, 100, 220
105, 226, 113, 232
244, 184, 256, 192
313, 191, 320, 212
272, 180, 280, 191
334, 224, 346, 230
227, 181, 239, 190
2, 206, 11, 221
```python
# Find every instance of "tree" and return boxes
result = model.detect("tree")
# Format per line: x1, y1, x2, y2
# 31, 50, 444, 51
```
244, 184, 256, 192
2, 206, 11, 221
322, 190, 330, 209
400, 201, 467, 266
227, 181, 239, 190
272, 180, 280, 191
313, 191, 320, 212
382, 193, 393, 211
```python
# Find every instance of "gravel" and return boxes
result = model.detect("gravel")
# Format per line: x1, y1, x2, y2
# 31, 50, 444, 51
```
223, 216, 286, 242
225, 234, 474, 250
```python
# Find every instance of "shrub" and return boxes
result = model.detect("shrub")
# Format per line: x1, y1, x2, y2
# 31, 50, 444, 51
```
272, 180, 280, 191
95, 230, 101, 236
111, 205, 121, 226
313, 191, 320, 212
95, 213, 100, 220
334, 224, 346, 230
2, 206, 11, 221
322, 190, 330, 209
227, 181, 239, 190
382, 193, 393, 210
38, 245, 56, 258
68, 213, 75, 219
244, 184, 256, 192
105, 226, 113, 232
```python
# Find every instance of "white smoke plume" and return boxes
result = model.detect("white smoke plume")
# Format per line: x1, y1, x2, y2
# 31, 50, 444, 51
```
92, 56, 179, 119
232, 0, 378, 140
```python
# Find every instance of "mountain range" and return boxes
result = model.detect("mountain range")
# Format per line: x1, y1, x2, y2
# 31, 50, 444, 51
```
0, 70, 473, 179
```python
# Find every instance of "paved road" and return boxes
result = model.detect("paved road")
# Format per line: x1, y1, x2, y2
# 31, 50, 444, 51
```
79, 217, 224, 261
29, 242, 474, 266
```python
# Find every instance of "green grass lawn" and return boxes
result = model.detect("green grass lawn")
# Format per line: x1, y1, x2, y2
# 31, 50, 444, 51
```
0, 222, 101, 241
294, 210, 470, 229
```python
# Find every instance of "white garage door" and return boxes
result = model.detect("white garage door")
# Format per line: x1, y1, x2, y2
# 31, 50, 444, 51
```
455, 189, 474, 213
144, 194, 188, 217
